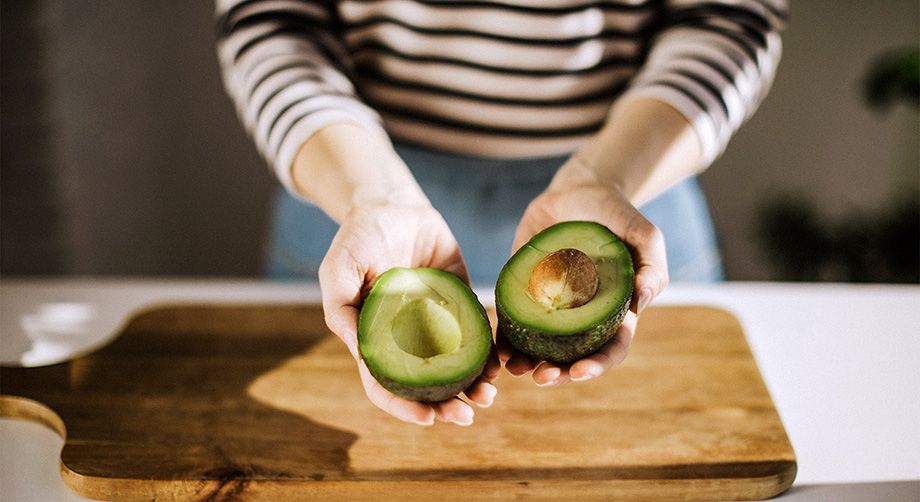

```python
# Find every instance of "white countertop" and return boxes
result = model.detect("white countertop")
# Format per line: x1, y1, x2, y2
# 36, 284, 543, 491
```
1, 278, 918, 500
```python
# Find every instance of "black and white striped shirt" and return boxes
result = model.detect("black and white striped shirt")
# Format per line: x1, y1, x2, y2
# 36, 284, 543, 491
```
216, 0, 786, 192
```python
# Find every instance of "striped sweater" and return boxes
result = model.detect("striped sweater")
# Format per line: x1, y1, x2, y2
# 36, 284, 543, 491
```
216, 0, 786, 192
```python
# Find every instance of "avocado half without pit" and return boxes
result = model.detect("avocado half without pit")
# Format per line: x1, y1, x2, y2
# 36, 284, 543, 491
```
358, 267, 492, 402
496, 221, 635, 363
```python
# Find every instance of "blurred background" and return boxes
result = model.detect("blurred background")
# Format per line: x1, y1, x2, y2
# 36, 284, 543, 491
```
2, 1, 917, 282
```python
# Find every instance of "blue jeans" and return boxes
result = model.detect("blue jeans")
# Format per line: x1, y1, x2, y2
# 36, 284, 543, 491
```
266, 143, 723, 285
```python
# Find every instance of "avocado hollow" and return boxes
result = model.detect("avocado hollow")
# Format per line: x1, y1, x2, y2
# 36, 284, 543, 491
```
358, 267, 493, 402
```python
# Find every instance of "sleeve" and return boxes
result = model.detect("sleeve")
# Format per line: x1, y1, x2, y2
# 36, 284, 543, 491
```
617, 0, 788, 165
215, 0, 389, 194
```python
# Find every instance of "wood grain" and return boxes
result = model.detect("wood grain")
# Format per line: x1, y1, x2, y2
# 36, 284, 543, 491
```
0, 305, 795, 501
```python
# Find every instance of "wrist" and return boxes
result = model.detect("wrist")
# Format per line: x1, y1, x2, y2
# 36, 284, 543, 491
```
557, 97, 702, 206
347, 183, 430, 214
549, 154, 626, 196
291, 123, 428, 221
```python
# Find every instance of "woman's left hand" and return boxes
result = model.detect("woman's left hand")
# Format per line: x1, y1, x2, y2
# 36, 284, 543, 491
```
503, 158, 669, 386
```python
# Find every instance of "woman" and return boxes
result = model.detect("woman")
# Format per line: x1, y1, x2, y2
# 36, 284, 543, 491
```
216, 0, 786, 426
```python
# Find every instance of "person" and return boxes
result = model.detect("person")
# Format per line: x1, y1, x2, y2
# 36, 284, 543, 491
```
216, 0, 786, 426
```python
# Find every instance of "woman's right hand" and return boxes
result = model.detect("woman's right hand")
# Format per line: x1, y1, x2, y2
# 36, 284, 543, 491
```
318, 197, 500, 426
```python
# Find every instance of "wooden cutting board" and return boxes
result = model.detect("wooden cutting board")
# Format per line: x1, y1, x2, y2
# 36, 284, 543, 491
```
0, 305, 795, 501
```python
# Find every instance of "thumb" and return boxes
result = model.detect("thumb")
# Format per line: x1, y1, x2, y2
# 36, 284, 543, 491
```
324, 305, 361, 360
618, 211, 668, 315
511, 209, 546, 255
318, 241, 366, 360
440, 254, 472, 286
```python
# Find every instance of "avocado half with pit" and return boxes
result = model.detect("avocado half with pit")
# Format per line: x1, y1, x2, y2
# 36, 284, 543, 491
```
358, 267, 492, 402
496, 221, 634, 363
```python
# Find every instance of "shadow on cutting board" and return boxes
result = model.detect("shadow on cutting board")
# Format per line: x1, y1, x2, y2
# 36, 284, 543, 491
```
0, 305, 359, 498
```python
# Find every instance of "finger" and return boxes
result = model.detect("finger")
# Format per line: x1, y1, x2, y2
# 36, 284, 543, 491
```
433, 397, 475, 426
495, 331, 515, 364
555, 370, 571, 386
570, 312, 638, 381
482, 345, 502, 381
532, 361, 570, 387
463, 377, 497, 408
505, 351, 536, 376
357, 360, 435, 426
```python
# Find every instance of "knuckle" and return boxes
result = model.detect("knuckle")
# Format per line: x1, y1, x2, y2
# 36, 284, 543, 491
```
625, 212, 657, 246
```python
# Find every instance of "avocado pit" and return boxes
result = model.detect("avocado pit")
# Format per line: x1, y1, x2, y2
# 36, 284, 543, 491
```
528, 248, 599, 310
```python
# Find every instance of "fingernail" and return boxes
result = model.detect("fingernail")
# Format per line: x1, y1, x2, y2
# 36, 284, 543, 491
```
637, 288, 652, 314
535, 368, 560, 386
414, 419, 435, 426
571, 373, 594, 382
478, 387, 497, 408
486, 386, 497, 402
453, 413, 474, 426
533, 363, 560, 386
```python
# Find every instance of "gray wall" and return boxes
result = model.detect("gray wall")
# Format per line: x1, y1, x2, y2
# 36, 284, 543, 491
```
2, 1, 274, 276
1, 1, 918, 279
701, 1, 919, 279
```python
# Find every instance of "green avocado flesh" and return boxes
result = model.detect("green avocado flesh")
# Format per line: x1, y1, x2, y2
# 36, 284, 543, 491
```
496, 221, 634, 363
358, 267, 492, 402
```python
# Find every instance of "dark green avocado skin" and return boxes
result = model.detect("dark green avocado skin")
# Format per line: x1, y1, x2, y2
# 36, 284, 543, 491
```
496, 292, 632, 364
367, 361, 486, 402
